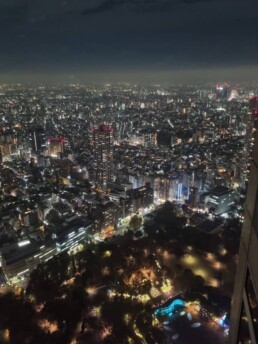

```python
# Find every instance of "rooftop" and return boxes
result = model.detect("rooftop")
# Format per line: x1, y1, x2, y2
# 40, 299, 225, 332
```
211, 186, 231, 197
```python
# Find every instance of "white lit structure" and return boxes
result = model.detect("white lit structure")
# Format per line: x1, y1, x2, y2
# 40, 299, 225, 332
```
56, 224, 91, 253
0, 241, 57, 280
206, 186, 235, 215
0, 220, 92, 280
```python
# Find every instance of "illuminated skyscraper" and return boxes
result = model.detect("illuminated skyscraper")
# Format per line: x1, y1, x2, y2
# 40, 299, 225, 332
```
29, 126, 46, 152
229, 120, 258, 343
250, 96, 258, 119
214, 83, 230, 99
47, 137, 65, 156
238, 98, 257, 189
0, 129, 18, 157
90, 123, 114, 188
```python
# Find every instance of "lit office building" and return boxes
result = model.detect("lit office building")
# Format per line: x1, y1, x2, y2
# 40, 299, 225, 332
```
55, 219, 92, 253
90, 123, 114, 188
91, 202, 122, 237
0, 129, 18, 158
214, 83, 230, 99
29, 126, 46, 152
205, 186, 235, 215
125, 183, 154, 214
47, 137, 65, 156
129, 129, 157, 147
0, 219, 92, 280
0, 240, 57, 280
189, 186, 199, 208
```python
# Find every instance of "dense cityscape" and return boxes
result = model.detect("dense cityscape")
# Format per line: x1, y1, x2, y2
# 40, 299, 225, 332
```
0, 82, 257, 343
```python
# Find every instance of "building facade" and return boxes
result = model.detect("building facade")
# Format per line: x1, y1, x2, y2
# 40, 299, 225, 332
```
90, 123, 114, 188
0, 241, 57, 280
125, 183, 154, 214
0, 129, 17, 158
206, 186, 235, 215
229, 121, 258, 343
0, 219, 92, 280
29, 126, 46, 152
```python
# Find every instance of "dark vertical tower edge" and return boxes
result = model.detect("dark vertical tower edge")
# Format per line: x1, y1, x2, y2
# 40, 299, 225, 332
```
229, 120, 258, 343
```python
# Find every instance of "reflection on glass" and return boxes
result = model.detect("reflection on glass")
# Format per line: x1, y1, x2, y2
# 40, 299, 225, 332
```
253, 189, 258, 235
246, 270, 258, 338
237, 303, 251, 344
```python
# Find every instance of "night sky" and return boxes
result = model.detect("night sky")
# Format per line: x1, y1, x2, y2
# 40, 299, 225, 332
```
1, 0, 258, 82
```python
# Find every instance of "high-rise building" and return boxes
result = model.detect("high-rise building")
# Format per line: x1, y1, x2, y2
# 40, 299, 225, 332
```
154, 178, 171, 202
29, 126, 46, 152
249, 97, 258, 110
129, 129, 157, 147
229, 89, 240, 100
205, 186, 235, 215
0, 129, 17, 158
189, 186, 199, 208
90, 123, 114, 188
238, 98, 256, 189
250, 97, 258, 119
47, 137, 65, 156
91, 202, 122, 235
22, 210, 39, 227
229, 121, 258, 343
125, 182, 154, 214
214, 83, 230, 99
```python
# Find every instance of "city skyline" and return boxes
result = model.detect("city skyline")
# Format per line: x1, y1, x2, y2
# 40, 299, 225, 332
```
0, 79, 256, 343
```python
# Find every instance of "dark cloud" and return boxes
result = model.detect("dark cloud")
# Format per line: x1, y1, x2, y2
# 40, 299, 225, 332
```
81, 0, 221, 16
182, 0, 216, 3
81, 0, 124, 16
80, 0, 160, 17
0, 4, 27, 23
0, 0, 257, 81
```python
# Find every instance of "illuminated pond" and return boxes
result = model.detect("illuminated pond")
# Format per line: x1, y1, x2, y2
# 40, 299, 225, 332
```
154, 298, 185, 318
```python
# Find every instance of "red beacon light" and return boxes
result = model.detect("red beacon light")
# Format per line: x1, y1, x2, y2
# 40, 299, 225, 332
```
252, 109, 258, 118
